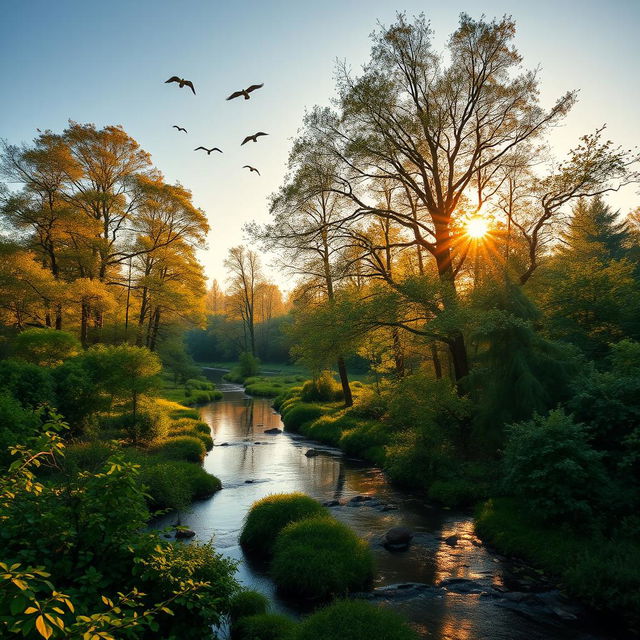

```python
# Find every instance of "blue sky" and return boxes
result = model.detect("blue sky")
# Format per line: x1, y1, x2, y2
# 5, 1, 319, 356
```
2, 0, 639, 288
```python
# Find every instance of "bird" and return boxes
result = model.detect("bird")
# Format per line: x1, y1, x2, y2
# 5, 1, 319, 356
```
195, 146, 223, 154
165, 76, 196, 95
243, 165, 261, 176
226, 83, 264, 101
173, 125, 187, 133
241, 132, 268, 146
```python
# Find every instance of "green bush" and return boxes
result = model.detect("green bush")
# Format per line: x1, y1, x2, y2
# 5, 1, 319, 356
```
339, 421, 388, 463
140, 460, 221, 510
0, 393, 42, 462
12, 328, 80, 367
228, 590, 269, 624
301, 414, 344, 446
300, 371, 343, 402
294, 600, 417, 640
169, 422, 214, 451
503, 409, 609, 524
233, 614, 296, 640
240, 493, 326, 557
63, 441, 115, 472
0, 359, 55, 409
281, 403, 327, 432
239, 352, 260, 378
155, 436, 206, 463
271, 517, 374, 599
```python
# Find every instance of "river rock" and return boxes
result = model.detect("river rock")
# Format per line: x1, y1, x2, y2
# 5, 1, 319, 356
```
438, 577, 485, 594
322, 499, 340, 507
348, 494, 375, 506
383, 526, 414, 550
305, 448, 319, 457
218, 442, 229, 446
444, 534, 459, 547
245, 479, 254, 483
175, 528, 196, 539
264, 427, 282, 434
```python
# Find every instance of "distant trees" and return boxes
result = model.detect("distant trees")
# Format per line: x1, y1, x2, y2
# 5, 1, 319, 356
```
0, 123, 209, 349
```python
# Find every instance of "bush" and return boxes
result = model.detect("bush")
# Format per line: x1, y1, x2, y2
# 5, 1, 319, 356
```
228, 590, 269, 624
155, 436, 206, 463
63, 441, 115, 472
0, 359, 55, 409
503, 409, 609, 524
294, 600, 417, 640
169, 419, 214, 451
339, 420, 388, 463
301, 414, 344, 446
112, 401, 169, 443
239, 352, 260, 378
140, 460, 221, 510
281, 403, 327, 432
300, 371, 343, 402
240, 493, 325, 557
0, 393, 41, 462
271, 517, 374, 599
233, 614, 295, 640
12, 328, 80, 366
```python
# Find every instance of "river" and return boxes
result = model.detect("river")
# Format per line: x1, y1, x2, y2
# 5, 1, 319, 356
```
156, 371, 622, 640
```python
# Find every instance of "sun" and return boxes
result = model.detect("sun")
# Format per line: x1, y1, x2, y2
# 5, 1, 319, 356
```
466, 217, 489, 239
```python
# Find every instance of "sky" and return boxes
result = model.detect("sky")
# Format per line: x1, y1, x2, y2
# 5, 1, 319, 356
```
1, 0, 639, 291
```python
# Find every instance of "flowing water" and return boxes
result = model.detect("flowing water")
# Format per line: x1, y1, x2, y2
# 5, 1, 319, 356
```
156, 371, 623, 640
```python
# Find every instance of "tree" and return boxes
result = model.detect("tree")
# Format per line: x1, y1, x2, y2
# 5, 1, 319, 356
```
289, 14, 638, 383
224, 246, 262, 356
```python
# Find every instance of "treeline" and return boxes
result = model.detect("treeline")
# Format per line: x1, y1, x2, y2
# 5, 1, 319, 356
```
0, 122, 208, 350
246, 13, 640, 625
187, 247, 294, 364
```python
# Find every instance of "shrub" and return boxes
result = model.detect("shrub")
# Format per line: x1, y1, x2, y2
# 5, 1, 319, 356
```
228, 590, 269, 624
63, 441, 115, 472
0, 359, 55, 409
141, 460, 220, 509
281, 403, 327, 432
301, 414, 344, 446
271, 517, 374, 599
155, 436, 206, 463
112, 400, 169, 443
300, 371, 343, 402
503, 409, 609, 525
240, 493, 325, 557
169, 421, 214, 451
0, 393, 41, 462
239, 352, 260, 378
339, 421, 389, 463
233, 614, 295, 640
294, 600, 417, 640
12, 328, 81, 367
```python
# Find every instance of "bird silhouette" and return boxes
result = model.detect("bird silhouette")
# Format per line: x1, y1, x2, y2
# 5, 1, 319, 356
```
243, 165, 261, 175
241, 132, 268, 146
165, 76, 196, 95
173, 125, 187, 133
195, 146, 223, 154
226, 83, 264, 101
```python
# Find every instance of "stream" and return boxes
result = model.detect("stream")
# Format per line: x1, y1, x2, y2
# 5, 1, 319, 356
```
155, 371, 623, 640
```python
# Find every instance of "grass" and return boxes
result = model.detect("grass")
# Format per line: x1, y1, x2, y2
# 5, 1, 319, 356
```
228, 590, 269, 624
271, 516, 374, 600
158, 373, 222, 406
294, 600, 418, 640
239, 493, 326, 557
232, 614, 296, 640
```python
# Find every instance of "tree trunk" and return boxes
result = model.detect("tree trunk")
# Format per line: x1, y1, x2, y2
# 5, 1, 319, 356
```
430, 343, 442, 379
337, 357, 353, 407
391, 327, 405, 377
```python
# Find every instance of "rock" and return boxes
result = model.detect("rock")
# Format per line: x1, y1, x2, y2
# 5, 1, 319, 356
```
444, 534, 459, 547
218, 442, 229, 446
383, 526, 414, 550
322, 499, 340, 507
254, 441, 261, 444
163, 533, 173, 539
438, 577, 485, 594
264, 427, 282, 435
175, 528, 196, 539
379, 504, 399, 511
304, 449, 319, 457
245, 479, 254, 483
347, 494, 375, 506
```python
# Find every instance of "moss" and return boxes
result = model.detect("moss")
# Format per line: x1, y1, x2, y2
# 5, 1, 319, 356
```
281, 403, 328, 432
294, 600, 417, 640
240, 493, 326, 557
233, 613, 296, 640
271, 517, 374, 600
228, 590, 269, 624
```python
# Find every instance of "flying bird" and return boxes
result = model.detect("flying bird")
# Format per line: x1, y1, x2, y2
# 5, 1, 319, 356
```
195, 146, 223, 154
226, 83, 264, 101
173, 125, 187, 133
241, 132, 268, 146
165, 76, 196, 95
243, 165, 261, 176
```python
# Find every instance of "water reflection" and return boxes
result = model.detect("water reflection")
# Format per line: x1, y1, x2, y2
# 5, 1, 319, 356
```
154, 378, 621, 640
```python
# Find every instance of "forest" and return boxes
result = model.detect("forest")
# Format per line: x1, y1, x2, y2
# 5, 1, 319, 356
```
1, 10, 639, 640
